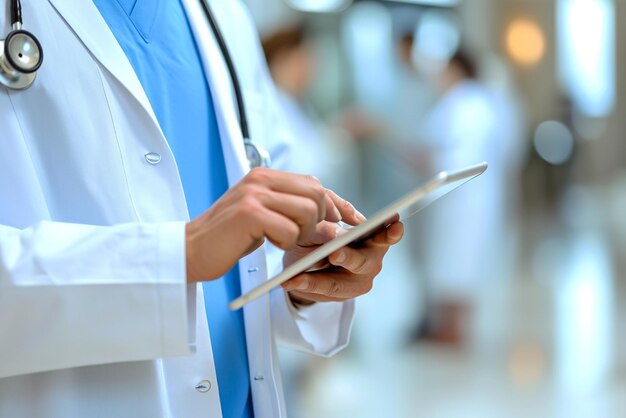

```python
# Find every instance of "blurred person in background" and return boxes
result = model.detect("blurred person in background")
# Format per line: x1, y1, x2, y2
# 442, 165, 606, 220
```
262, 22, 363, 204
387, 31, 435, 158
263, 24, 332, 183
409, 49, 525, 345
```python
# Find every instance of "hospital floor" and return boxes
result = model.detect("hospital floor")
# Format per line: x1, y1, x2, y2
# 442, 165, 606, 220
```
278, 183, 626, 418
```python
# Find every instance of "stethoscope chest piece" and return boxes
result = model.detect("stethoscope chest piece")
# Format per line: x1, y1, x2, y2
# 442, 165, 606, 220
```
1, 0, 44, 90
0, 29, 43, 90
244, 138, 272, 169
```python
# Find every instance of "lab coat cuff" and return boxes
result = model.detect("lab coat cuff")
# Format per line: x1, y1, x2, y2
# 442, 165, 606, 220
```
274, 290, 355, 357
156, 221, 194, 356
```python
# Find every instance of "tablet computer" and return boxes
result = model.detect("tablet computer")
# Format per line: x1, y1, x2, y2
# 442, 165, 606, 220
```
229, 161, 488, 311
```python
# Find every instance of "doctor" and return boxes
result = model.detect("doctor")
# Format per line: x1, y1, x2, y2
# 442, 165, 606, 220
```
0, 0, 403, 417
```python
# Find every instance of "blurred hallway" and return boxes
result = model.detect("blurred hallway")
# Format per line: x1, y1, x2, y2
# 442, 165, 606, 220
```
245, 0, 626, 416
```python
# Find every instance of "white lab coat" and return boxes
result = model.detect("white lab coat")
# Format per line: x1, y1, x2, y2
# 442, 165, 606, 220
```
0, 1, 355, 417
421, 80, 522, 297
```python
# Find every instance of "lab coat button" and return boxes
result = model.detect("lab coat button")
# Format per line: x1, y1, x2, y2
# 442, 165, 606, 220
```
144, 152, 162, 165
195, 380, 212, 393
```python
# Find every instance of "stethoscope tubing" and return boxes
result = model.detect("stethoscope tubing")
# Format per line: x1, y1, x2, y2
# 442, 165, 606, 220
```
11, 0, 22, 29
200, 0, 251, 141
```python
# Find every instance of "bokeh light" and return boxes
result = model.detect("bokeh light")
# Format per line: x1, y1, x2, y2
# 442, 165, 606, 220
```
286, 0, 352, 13
533, 120, 575, 165
506, 19, 546, 66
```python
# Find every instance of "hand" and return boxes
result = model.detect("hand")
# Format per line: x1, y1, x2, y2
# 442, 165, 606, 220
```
282, 217, 404, 305
185, 168, 365, 283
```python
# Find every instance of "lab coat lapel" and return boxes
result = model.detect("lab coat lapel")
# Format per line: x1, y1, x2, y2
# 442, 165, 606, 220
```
181, 0, 251, 185
46, 0, 162, 134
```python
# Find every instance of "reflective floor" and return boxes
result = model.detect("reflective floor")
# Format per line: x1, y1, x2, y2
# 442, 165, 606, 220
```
279, 180, 626, 418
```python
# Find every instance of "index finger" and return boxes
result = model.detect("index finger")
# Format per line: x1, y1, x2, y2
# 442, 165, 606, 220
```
326, 189, 367, 226
246, 168, 340, 221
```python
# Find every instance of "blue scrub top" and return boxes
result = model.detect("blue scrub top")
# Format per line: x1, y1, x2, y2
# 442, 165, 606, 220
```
92, 1, 254, 416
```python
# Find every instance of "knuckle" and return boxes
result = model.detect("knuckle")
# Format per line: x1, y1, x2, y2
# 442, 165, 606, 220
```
329, 280, 342, 296
352, 256, 369, 274
241, 184, 273, 208
300, 196, 316, 212
246, 167, 271, 183
286, 221, 300, 238
237, 195, 260, 217
243, 170, 258, 184
340, 197, 353, 211
312, 183, 325, 196
282, 223, 300, 247
302, 199, 320, 220
301, 277, 316, 293
304, 174, 321, 185
308, 182, 326, 201
239, 183, 261, 198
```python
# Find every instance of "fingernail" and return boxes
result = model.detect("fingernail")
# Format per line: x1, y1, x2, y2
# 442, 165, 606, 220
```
390, 231, 402, 241
335, 251, 346, 263
355, 209, 367, 223
389, 223, 404, 240
336, 226, 348, 237
282, 281, 296, 291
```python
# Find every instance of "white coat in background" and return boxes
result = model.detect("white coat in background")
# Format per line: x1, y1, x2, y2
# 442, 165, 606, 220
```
0, 1, 354, 417
421, 80, 523, 297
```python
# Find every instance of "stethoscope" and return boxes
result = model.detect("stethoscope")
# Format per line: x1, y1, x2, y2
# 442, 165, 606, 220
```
0, 0, 42, 90
0, 0, 271, 169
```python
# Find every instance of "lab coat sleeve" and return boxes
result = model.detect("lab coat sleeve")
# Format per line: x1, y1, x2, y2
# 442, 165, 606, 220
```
0, 220, 193, 379
265, 244, 355, 357
271, 288, 355, 357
